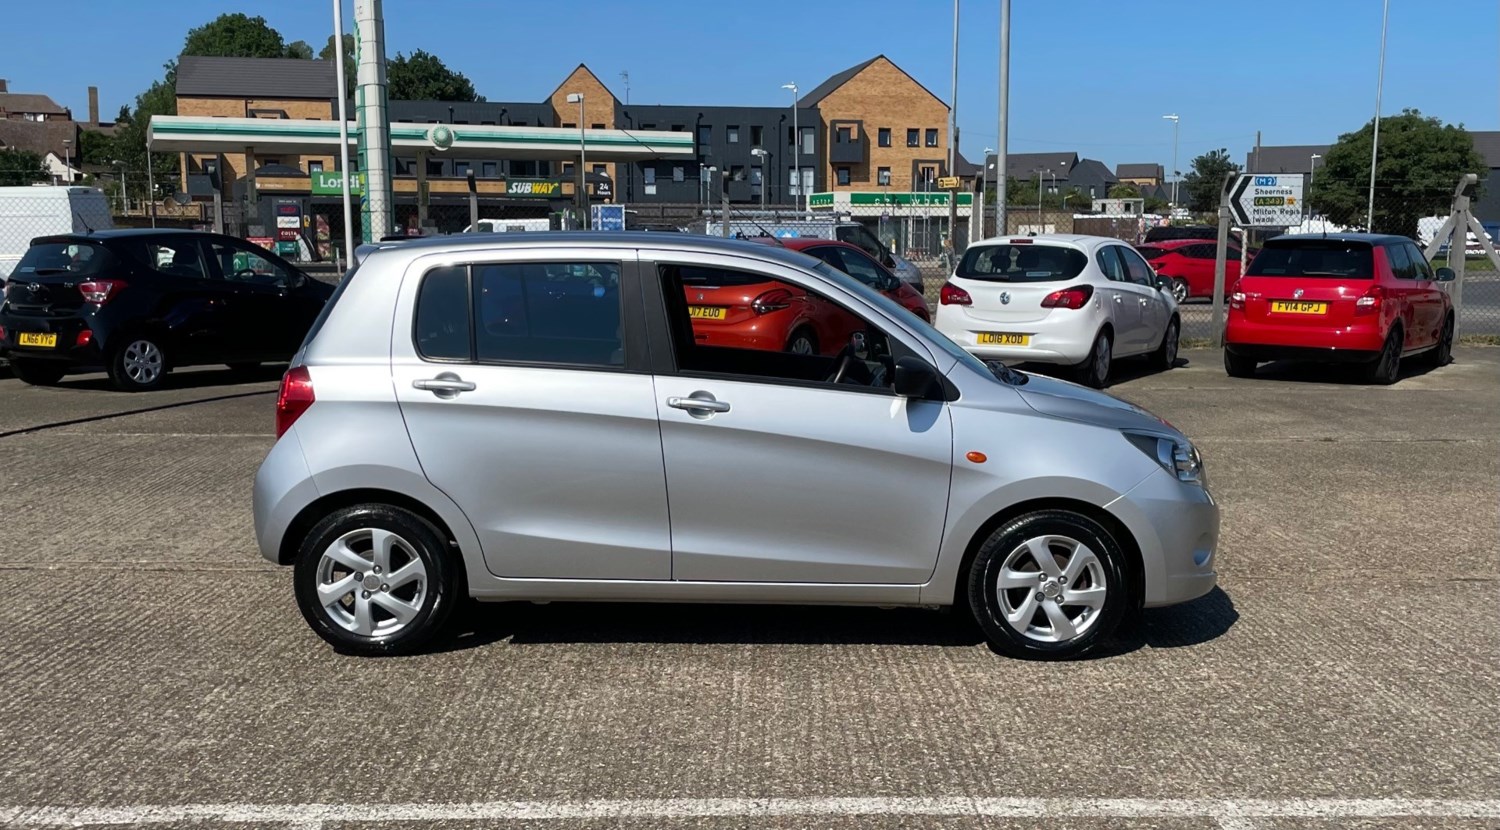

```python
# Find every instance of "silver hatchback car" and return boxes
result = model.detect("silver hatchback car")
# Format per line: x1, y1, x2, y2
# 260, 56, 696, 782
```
254, 233, 1218, 660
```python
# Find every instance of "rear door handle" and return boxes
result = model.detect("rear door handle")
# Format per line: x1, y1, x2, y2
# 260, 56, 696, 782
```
1139, 298, 1149, 306
413, 373, 476, 397
667, 394, 731, 414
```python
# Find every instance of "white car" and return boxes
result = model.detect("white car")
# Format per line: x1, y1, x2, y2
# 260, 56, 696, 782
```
934, 234, 1181, 387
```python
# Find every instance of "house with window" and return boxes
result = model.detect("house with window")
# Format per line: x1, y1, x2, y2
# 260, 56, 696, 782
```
1116, 163, 1164, 187
614, 103, 816, 205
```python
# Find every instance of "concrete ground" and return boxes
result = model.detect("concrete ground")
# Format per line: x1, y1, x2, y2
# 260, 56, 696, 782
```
0, 350, 1495, 829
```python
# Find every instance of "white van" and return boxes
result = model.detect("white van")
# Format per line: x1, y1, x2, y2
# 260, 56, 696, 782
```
462, 218, 551, 234
0, 187, 113, 280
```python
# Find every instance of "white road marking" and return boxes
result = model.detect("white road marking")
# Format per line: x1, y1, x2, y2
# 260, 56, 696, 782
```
3, 797, 1499, 826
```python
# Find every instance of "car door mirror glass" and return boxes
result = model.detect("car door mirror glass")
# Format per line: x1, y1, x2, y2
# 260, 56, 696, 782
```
893, 355, 939, 399
1435, 266, 1456, 282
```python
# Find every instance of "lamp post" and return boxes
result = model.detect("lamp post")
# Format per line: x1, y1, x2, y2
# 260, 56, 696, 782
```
1162, 114, 1180, 212
1308, 153, 1322, 221
62, 138, 72, 184
750, 148, 769, 210
1367, 0, 1389, 231
781, 82, 800, 214
981, 146, 995, 237
566, 92, 586, 228
113, 160, 129, 213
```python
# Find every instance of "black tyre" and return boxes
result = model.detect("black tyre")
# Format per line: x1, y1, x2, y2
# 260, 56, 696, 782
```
9, 358, 67, 386
1364, 327, 1402, 386
1151, 316, 1180, 372
293, 504, 462, 656
786, 327, 818, 356
1075, 328, 1113, 388
1425, 314, 1454, 368
107, 335, 168, 391
966, 509, 1130, 660
1224, 349, 1257, 378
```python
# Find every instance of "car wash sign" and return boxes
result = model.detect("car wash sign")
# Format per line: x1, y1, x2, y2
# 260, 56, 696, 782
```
1230, 174, 1304, 227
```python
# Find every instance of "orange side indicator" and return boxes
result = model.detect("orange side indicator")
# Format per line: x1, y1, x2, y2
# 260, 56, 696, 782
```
965, 451, 988, 464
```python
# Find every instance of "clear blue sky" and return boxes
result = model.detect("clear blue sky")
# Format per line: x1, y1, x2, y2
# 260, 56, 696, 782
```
6, 0, 1496, 172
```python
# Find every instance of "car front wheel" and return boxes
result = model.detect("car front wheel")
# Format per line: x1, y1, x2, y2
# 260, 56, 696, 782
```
292, 504, 461, 656
967, 509, 1130, 660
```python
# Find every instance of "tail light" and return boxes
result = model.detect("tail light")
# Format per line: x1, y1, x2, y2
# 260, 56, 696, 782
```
75, 330, 93, 347
752, 288, 793, 314
1040, 285, 1094, 310
1354, 285, 1385, 316
275, 366, 315, 438
1229, 281, 1245, 310
0, 325, 6, 341
78, 279, 127, 304
939, 282, 972, 305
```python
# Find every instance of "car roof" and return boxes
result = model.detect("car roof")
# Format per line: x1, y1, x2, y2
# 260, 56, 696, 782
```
1143, 238, 1229, 249
968, 233, 1120, 250
1268, 232, 1410, 245
36, 228, 238, 243
359, 230, 823, 270
752, 237, 857, 253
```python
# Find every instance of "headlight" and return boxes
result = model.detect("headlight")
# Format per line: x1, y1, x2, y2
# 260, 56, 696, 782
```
1125, 432, 1204, 484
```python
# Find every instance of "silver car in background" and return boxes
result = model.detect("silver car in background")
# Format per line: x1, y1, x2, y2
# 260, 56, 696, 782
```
254, 233, 1218, 660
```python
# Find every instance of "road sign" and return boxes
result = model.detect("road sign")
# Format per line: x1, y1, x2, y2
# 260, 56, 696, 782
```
1230, 173, 1305, 227
937, 176, 962, 190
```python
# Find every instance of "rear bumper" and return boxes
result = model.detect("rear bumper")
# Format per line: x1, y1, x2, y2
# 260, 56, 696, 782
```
1225, 314, 1385, 359
0, 314, 101, 364
934, 308, 1096, 365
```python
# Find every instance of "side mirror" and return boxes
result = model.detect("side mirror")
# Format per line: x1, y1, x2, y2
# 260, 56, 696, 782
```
893, 355, 941, 399
1436, 267, 1457, 282
1155, 276, 1172, 292
880, 252, 895, 268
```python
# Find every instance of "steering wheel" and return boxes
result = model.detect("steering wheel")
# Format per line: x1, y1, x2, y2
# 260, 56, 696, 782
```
232, 268, 259, 280
828, 344, 861, 385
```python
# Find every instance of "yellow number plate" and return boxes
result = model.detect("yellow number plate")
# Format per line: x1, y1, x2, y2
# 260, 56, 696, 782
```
688, 306, 727, 320
17, 332, 58, 348
977, 332, 1030, 346
1270, 300, 1327, 315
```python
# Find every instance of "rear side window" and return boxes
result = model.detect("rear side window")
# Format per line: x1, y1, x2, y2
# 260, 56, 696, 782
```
414, 266, 472, 360
473, 262, 623, 367
1097, 247, 1128, 281
1246, 241, 1373, 278
956, 244, 1087, 282
13, 241, 113, 277
1135, 246, 1166, 261
1385, 243, 1416, 280
119, 239, 208, 279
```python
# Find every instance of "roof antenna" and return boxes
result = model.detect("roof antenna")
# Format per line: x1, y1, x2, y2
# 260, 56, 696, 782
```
74, 210, 94, 235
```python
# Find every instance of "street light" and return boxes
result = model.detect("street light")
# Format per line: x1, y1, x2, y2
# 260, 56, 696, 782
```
1308, 153, 1322, 221
782, 82, 800, 214
62, 138, 73, 184
113, 160, 129, 213
1162, 114, 1180, 211
565, 92, 586, 228
750, 148, 770, 210
982, 146, 995, 235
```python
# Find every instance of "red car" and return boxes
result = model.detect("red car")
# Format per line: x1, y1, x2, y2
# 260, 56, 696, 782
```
1136, 239, 1245, 303
757, 238, 930, 322
1224, 233, 1456, 384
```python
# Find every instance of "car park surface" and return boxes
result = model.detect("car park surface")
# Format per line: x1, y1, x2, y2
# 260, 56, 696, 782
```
0, 347, 1495, 828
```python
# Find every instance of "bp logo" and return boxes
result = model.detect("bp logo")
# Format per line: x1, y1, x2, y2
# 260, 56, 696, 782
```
430, 125, 455, 151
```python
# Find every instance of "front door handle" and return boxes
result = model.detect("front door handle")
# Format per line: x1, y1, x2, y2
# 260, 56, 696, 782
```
413, 372, 476, 398
1113, 295, 1123, 303
1139, 298, 1149, 306
667, 393, 731, 415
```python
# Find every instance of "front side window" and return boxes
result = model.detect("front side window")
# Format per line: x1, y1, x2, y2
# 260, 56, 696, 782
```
812, 246, 887, 289
137, 240, 207, 280
1406, 243, 1434, 280
209, 242, 291, 287
473, 262, 623, 367
658, 263, 898, 392
1118, 247, 1156, 285
957, 244, 1088, 283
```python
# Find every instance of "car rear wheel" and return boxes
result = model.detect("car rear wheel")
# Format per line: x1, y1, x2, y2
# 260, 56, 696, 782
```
1224, 350, 1256, 378
967, 509, 1130, 660
1170, 278, 1190, 304
1365, 328, 1402, 386
1075, 329, 1112, 388
786, 328, 818, 356
9, 358, 67, 386
1151, 316, 1180, 372
108, 336, 168, 391
293, 504, 461, 656
1426, 315, 1454, 368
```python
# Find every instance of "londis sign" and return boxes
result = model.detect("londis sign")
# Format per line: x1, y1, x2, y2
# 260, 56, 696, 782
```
506, 180, 562, 197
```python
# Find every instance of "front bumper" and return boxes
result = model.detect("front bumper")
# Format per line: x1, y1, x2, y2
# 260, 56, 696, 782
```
1109, 467, 1219, 608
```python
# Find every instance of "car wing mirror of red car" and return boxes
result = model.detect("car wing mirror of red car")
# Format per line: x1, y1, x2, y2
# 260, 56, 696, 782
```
1435, 267, 1457, 282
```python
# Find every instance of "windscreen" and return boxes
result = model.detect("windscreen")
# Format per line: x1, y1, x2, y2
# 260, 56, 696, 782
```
12, 241, 113, 277
1245, 240, 1373, 278
955, 244, 1088, 282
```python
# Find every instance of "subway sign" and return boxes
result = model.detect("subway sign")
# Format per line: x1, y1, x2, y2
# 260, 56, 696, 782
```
506, 180, 562, 197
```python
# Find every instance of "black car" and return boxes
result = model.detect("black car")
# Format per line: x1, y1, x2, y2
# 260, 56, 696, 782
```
0, 230, 333, 390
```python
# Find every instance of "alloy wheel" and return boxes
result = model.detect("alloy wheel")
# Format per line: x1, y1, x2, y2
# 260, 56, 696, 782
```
788, 334, 815, 355
1172, 279, 1189, 304
314, 528, 429, 637
1165, 321, 1179, 366
1093, 333, 1111, 384
994, 534, 1108, 643
121, 339, 163, 386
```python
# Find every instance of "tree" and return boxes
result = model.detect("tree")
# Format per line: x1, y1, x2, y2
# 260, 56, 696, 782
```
1144, 196, 1170, 214
1309, 109, 1485, 234
0, 149, 50, 186
320, 34, 357, 98
1108, 183, 1140, 198
285, 40, 315, 60
77, 129, 116, 168
387, 50, 484, 101
181, 13, 288, 59
1181, 148, 1241, 213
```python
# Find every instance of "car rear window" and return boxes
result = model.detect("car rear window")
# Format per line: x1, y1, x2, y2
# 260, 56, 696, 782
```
955, 244, 1088, 282
1245, 240, 1373, 278
1136, 246, 1166, 261
13, 241, 113, 277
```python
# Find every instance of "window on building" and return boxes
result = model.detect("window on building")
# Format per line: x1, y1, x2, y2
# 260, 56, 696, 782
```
878, 128, 891, 147
877, 167, 891, 186
836, 126, 851, 143
427, 159, 444, 177
907, 128, 920, 147
730, 165, 746, 181
307, 160, 324, 174
481, 120, 495, 126
925, 128, 938, 147
481, 161, 498, 178
751, 125, 763, 146
591, 123, 605, 130
698, 125, 711, 146
563, 162, 575, 173
641, 123, 656, 130
801, 127, 815, 155
671, 124, 685, 132
510, 160, 537, 177
454, 161, 471, 178
672, 165, 684, 182
562, 122, 575, 129
643, 166, 657, 195
727, 126, 740, 143
919, 166, 936, 187
836, 167, 851, 186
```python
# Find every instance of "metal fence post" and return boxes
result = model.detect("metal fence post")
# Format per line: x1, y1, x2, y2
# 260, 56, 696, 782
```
1211, 172, 1235, 348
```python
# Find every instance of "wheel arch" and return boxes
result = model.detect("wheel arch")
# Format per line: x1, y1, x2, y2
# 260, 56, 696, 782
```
278, 487, 461, 567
